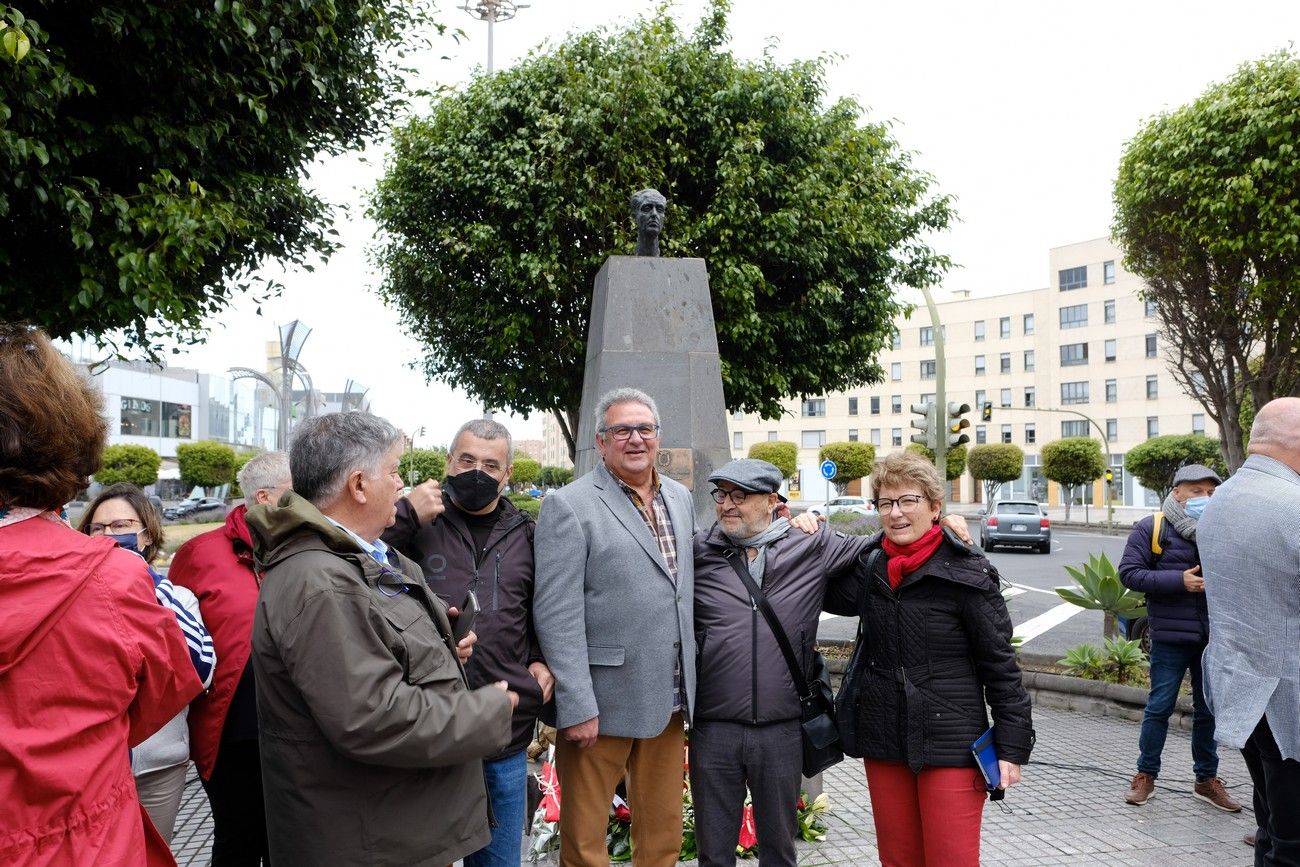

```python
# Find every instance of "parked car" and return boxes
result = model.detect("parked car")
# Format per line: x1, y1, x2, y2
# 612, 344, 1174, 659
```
980, 499, 1051, 553
805, 495, 874, 518
163, 496, 227, 521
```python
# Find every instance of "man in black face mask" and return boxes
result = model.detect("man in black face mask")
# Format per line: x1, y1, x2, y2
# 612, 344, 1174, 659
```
382, 418, 553, 867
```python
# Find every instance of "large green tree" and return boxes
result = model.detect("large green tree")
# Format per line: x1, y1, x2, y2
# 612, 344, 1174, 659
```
95, 443, 160, 487
371, 3, 953, 460
747, 441, 798, 480
819, 441, 876, 496
966, 443, 1024, 503
1113, 51, 1300, 471
398, 448, 447, 488
1040, 438, 1106, 522
0, 0, 440, 353
176, 441, 237, 490
1124, 434, 1224, 503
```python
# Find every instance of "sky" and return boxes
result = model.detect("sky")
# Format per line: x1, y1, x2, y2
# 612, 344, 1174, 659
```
160, 0, 1300, 450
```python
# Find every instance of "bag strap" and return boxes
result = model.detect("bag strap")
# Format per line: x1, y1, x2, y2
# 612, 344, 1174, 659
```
723, 548, 813, 702
1151, 512, 1164, 557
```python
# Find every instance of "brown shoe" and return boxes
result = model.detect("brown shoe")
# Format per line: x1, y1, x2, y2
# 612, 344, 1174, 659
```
1194, 777, 1243, 812
1125, 771, 1156, 805
1244, 831, 1258, 847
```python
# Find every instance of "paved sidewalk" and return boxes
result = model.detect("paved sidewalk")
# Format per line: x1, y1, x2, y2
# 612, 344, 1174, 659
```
171, 704, 1255, 865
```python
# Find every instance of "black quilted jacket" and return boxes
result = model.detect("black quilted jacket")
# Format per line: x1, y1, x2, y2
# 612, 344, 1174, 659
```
835, 531, 1035, 771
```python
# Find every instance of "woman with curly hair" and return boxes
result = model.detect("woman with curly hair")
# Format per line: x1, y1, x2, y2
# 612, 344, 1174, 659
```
0, 324, 203, 866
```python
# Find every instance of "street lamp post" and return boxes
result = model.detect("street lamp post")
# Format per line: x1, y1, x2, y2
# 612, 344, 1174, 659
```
460, 1, 531, 75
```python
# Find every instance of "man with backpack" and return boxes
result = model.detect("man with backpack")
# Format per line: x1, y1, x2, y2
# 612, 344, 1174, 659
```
1118, 464, 1241, 812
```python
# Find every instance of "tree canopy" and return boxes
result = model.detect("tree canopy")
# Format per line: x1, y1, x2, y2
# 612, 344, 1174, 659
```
1123, 434, 1224, 503
747, 441, 798, 480
966, 443, 1024, 503
0, 0, 439, 354
371, 3, 953, 459
1041, 437, 1105, 521
398, 448, 447, 487
95, 443, 160, 487
819, 441, 876, 495
1113, 50, 1300, 470
176, 441, 237, 490
510, 457, 542, 487
906, 442, 967, 482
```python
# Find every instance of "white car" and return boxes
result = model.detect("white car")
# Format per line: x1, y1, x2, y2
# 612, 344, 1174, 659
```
805, 496, 874, 517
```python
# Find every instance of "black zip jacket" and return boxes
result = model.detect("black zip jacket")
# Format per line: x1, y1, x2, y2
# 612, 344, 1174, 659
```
382, 496, 545, 757
839, 530, 1035, 771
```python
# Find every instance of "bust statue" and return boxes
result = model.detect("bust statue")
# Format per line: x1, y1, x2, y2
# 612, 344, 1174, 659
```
630, 188, 667, 257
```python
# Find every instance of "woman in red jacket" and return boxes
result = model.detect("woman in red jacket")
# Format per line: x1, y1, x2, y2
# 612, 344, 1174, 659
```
0, 325, 203, 866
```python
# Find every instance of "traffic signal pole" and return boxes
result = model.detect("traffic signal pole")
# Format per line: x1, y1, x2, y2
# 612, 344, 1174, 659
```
919, 285, 949, 479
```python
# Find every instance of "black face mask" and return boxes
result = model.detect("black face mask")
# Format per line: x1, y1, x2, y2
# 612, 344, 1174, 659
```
445, 469, 502, 513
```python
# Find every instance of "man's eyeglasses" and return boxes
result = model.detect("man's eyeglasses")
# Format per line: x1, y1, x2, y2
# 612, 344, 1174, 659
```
87, 518, 143, 535
599, 423, 661, 442
710, 488, 757, 505
873, 494, 928, 514
455, 453, 504, 475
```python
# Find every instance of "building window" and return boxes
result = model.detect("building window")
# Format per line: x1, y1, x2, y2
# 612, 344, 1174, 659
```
1060, 343, 1089, 366
891, 329, 902, 350
1145, 333, 1158, 358
1192, 414, 1206, 435
1105, 379, 1117, 402
890, 362, 902, 381
767, 431, 778, 441
1059, 304, 1088, 329
921, 360, 936, 380
733, 432, 743, 449
891, 394, 902, 414
1024, 387, 1036, 407
974, 355, 986, 376
1103, 260, 1116, 284
1147, 416, 1159, 438
999, 317, 1011, 339
801, 430, 826, 448
920, 326, 934, 347
1061, 381, 1090, 405
802, 398, 826, 417
1062, 420, 1089, 437
920, 392, 936, 405
848, 397, 859, 416
1024, 350, 1035, 372
1146, 375, 1158, 399
975, 425, 987, 444
1104, 339, 1117, 362
1025, 423, 1036, 444
1107, 419, 1118, 442
1023, 313, 1035, 335
1059, 265, 1088, 291
975, 389, 986, 410
871, 429, 882, 446
870, 396, 880, 415
891, 428, 902, 447
1104, 299, 1116, 323
1145, 299, 1158, 317
848, 429, 859, 442
1000, 353, 1011, 374
1000, 388, 1011, 408
1001, 424, 1012, 444
974, 320, 986, 341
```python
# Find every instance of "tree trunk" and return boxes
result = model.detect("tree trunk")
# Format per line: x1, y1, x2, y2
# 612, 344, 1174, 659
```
554, 408, 578, 464
1103, 610, 1118, 641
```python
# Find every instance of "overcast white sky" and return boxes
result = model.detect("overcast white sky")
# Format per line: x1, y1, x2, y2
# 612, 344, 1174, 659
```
164, 0, 1300, 449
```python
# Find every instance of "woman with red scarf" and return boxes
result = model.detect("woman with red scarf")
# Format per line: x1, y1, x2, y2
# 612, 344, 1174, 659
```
838, 452, 1034, 866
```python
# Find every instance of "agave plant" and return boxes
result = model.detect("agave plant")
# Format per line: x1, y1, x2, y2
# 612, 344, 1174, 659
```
1103, 636, 1149, 685
1055, 553, 1146, 639
1058, 643, 1106, 679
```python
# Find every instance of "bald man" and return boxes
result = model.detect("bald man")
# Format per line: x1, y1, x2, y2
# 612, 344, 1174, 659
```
1198, 397, 1300, 865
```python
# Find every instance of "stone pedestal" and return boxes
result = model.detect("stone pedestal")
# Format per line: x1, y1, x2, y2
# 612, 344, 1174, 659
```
575, 256, 731, 528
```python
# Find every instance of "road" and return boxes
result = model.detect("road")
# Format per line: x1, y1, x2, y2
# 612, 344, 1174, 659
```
816, 529, 1132, 662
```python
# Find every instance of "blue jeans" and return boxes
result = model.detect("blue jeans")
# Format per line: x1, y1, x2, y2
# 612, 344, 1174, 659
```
465, 749, 528, 867
1137, 640, 1218, 780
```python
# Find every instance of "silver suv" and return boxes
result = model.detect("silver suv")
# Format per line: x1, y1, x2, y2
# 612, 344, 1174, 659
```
980, 500, 1051, 554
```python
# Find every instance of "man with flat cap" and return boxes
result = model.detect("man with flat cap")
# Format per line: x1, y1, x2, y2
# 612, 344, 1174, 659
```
1118, 463, 1241, 812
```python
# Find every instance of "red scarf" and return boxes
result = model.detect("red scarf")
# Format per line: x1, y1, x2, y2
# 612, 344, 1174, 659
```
881, 524, 944, 590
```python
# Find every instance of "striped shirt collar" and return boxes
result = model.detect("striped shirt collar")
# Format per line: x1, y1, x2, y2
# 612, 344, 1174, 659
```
324, 516, 391, 565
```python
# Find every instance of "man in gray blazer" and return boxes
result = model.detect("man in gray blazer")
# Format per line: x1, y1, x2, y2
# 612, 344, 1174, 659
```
1199, 396, 1300, 865
533, 387, 696, 867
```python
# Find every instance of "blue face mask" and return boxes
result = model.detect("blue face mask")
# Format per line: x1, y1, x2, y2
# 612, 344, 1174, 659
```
1183, 496, 1210, 519
107, 532, 142, 553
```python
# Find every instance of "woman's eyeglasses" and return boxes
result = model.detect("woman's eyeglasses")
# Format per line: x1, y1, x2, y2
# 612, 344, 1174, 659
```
87, 518, 143, 535
872, 494, 927, 514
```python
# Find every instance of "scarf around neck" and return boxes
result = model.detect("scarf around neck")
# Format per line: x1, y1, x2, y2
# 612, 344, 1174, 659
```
881, 524, 944, 590
1161, 493, 1198, 541
725, 516, 791, 586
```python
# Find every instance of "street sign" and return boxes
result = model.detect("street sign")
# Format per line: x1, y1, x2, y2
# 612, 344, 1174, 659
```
820, 459, 837, 480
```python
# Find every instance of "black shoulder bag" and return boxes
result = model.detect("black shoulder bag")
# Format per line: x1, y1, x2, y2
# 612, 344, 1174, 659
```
835, 547, 881, 757
723, 549, 843, 777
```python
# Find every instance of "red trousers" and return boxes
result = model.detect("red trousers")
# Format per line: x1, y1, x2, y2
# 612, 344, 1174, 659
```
864, 759, 986, 867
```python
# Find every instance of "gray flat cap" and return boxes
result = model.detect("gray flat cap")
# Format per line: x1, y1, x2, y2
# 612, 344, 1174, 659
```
1173, 463, 1222, 486
708, 459, 787, 502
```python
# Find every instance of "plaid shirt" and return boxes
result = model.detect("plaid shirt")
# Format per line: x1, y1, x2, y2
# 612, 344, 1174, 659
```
612, 468, 684, 710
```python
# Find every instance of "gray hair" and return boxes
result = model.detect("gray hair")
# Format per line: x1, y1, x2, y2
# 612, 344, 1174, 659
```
594, 387, 660, 435
450, 418, 513, 464
237, 451, 290, 508
289, 411, 403, 507
630, 188, 666, 217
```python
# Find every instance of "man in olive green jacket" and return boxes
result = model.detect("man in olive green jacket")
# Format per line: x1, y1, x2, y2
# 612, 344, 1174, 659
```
248, 412, 515, 867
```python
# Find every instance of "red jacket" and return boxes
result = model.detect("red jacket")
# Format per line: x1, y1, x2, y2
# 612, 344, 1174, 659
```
169, 504, 259, 780
0, 515, 203, 866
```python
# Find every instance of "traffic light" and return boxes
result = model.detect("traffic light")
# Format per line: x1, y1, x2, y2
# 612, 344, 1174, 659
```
947, 402, 972, 447
981, 401, 993, 422
909, 402, 938, 450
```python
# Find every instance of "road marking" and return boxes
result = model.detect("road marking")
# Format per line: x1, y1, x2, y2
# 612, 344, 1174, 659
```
1002, 586, 1026, 599
1013, 602, 1086, 644
1004, 582, 1060, 596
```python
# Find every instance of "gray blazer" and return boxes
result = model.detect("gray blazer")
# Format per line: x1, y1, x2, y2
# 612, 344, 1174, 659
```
533, 461, 696, 738
1199, 454, 1300, 759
